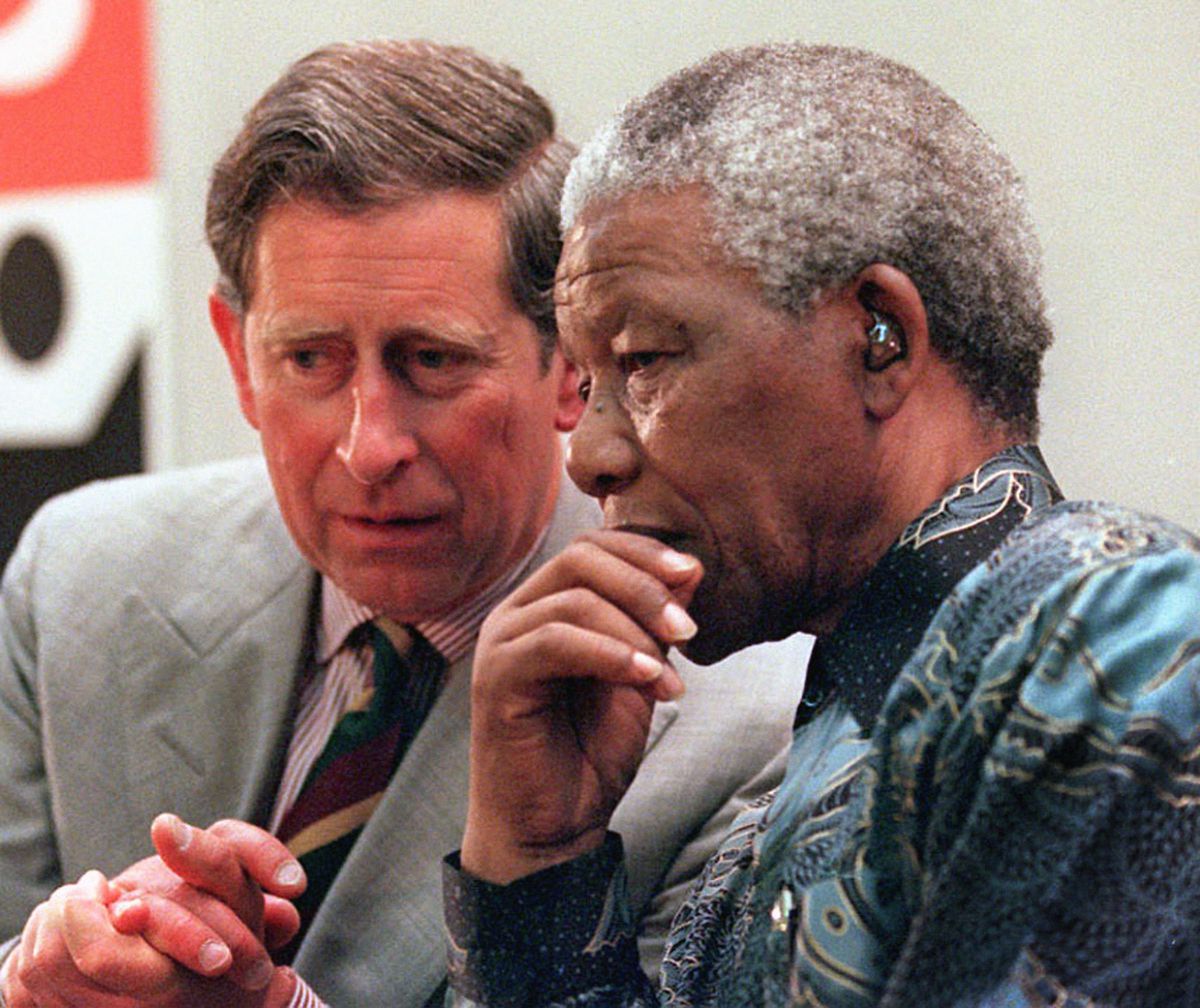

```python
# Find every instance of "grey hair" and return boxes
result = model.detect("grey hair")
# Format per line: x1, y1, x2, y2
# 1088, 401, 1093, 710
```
206, 38, 575, 363
562, 44, 1052, 436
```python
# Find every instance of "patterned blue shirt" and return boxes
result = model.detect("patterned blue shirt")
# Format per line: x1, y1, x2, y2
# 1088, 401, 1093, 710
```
444, 446, 1200, 1007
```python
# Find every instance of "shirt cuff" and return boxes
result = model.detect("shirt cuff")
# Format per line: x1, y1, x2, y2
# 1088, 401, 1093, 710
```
443, 833, 643, 1007
285, 974, 329, 1008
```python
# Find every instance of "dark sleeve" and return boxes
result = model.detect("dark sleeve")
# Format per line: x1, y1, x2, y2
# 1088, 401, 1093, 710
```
443, 834, 659, 1008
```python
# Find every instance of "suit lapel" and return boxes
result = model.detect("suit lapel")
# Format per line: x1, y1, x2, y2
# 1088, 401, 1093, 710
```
112, 568, 314, 859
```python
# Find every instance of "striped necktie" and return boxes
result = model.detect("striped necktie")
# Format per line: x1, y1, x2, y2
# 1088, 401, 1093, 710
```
275, 618, 446, 960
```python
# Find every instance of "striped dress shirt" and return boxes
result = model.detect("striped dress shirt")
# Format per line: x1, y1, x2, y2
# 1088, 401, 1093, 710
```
268, 527, 547, 835
276, 531, 548, 1008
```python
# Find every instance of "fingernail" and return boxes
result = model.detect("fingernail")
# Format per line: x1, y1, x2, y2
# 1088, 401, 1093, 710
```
632, 650, 665, 680
657, 666, 686, 701
78, 868, 107, 896
662, 601, 697, 642
170, 815, 192, 851
112, 895, 142, 917
198, 939, 231, 974
661, 549, 699, 573
245, 957, 274, 990
275, 860, 305, 888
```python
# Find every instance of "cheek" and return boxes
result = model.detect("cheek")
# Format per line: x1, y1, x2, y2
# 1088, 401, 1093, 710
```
425, 391, 510, 470
634, 389, 726, 497
256, 401, 339, 490
471, 378, 557, 463
255, 384, 340, 443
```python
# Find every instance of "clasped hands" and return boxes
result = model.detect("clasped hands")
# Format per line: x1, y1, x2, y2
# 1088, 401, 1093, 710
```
1, 814, 305, 1008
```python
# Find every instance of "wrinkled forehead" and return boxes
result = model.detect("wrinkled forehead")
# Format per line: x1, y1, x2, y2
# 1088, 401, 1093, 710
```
553, 187, 790, 370
555, 185, 729, 298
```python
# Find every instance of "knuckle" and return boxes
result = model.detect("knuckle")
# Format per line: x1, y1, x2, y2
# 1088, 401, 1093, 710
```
14, 949, 36, 989
70, 942, 112, 983
525, 620, 573, 659
558, 585, 600, 612
558, 539, 599, 577
157, 903, 210, 953
207, 818, 242, 838
46, 882, 76, 907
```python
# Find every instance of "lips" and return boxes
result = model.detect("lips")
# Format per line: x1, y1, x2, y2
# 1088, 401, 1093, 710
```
610, 522, 689, 551
349, 513, 441, 526
335, 511, 450, 550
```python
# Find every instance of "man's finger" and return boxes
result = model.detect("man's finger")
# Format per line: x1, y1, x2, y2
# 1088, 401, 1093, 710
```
109, 891, 234, 978
151, 814, 305, 908
207, 819, 306, 898
507, 535, 702, 646
109, 894, 150, 933
486, 622, 683, 703
111, 892, 278, 988
499, 584, 674, 661
120, 851, 280, 988
57, 894, 175, 995
575, 528, 704, 593
261, 894, 302, 951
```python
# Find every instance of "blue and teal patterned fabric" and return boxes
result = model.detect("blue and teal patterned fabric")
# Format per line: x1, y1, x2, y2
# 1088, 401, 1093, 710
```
445, 446, 1200, 1007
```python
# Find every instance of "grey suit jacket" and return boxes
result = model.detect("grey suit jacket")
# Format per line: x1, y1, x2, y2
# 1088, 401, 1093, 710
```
0, 457, 810, 1005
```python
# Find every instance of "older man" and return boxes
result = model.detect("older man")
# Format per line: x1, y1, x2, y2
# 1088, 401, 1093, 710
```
445, 44, 1200, 1006
0, 41, 806, 1008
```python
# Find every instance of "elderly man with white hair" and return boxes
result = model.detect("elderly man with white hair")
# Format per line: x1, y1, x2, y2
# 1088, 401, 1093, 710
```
447, 43, 1200, 1008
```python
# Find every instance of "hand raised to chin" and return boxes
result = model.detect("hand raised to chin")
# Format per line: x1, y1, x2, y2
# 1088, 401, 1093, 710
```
462, 529, 702, 884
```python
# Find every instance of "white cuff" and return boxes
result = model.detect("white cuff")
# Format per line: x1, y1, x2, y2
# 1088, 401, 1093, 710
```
286, 974, 330, 1008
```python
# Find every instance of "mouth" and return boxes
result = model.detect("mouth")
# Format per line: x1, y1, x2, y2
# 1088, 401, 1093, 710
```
350, 514, 441, 527
611, 522, 690, 551
338, 513, 447, 541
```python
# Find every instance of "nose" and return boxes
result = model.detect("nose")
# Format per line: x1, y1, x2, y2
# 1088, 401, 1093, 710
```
565, 392, 641, 500
336, 373, 419, 485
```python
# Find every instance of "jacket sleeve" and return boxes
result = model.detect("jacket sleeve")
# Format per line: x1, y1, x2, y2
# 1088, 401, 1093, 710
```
0, 503, 62, 939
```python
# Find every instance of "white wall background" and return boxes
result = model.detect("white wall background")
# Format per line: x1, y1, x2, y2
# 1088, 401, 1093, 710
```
151, 1, 1200, 531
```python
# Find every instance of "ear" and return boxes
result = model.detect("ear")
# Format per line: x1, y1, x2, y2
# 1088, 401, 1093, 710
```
849, 264, 930, 421
208, 288, 260, 430
551, 353, 585, 432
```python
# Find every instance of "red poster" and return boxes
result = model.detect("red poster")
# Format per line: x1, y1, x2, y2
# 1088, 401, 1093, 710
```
0, 0, 163, 564
0, 0, 154, 192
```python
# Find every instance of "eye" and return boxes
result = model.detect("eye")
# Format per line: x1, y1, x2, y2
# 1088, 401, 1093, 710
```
390, 341, 480, 396
289, 348, 324, 370
284, 346, 343, 376
619, 351, 664, 374
414, 347, 452, 370
576, 375, 592, 402
275, 341, 352, 392
616, 349, 680, 379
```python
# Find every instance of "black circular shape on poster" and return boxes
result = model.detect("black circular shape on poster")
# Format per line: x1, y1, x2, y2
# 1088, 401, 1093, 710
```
1, 233, 65, 362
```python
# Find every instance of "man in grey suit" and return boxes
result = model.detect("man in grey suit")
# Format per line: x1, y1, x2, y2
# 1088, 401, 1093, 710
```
0, 39, 808, 1008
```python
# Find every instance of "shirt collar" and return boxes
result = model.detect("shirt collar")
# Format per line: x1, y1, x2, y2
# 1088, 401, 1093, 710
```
798, 444, 1062, 730
317, 522, 551, 666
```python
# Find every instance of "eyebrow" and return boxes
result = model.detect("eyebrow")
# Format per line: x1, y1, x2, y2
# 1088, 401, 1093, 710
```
258, 318, 499, 355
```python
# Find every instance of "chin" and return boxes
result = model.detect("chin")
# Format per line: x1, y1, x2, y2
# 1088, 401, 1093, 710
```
676, 635, 734, 666
678, 583, 762, 664
676, 614, 762, 666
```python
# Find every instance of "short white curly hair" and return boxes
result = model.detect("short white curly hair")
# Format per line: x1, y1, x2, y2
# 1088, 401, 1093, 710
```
562, 44, 1052, 437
